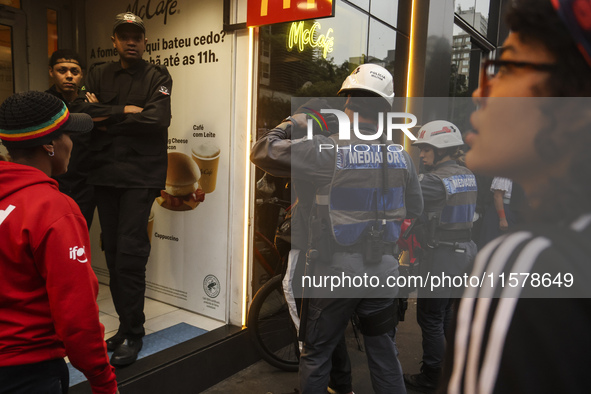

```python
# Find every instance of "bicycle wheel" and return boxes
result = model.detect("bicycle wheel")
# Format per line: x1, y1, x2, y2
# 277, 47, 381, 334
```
247, 275, 300, 372
254, 231, 283, 277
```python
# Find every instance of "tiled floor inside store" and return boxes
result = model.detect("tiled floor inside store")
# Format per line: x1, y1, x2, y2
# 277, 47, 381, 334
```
96, 283, 224, 337
68, 283, 225, 386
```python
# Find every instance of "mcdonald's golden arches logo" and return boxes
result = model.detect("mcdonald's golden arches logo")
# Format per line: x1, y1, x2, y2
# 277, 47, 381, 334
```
247, 0, 334, 27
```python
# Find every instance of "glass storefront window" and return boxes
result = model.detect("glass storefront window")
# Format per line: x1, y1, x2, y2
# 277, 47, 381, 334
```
368, 17, 396, 76
449, 22, 488, 135
450, 19, 490, 99
253, 0, 405, 295
455, 0, 490, 36
450, 23, 472, 97
370, 0, 398, 27
323, 2, 369, 67
346, 0, 369, 12
257, 0, 369, 130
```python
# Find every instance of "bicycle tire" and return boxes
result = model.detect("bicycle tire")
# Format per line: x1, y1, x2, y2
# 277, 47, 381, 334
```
247, 275, 300, 372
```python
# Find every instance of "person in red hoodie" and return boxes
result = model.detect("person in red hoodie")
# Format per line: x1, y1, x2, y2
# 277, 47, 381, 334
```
0, 91, 118, 394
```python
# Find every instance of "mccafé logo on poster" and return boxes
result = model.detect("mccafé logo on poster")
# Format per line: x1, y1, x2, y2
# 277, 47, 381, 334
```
247, 0, 334, 27
126, 0, 178, 25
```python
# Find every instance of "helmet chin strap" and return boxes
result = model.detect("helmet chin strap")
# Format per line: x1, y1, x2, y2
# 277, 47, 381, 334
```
433, 147, 444, 166
433, 147, 455, 166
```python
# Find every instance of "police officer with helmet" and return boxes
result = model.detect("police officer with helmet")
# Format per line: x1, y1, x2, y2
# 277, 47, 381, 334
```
251, 63, 423, 393
403, 120, 477, 393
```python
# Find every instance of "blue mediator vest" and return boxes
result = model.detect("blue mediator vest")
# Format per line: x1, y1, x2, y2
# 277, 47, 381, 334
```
315, 135, 411, 246
431, 163, 477, 230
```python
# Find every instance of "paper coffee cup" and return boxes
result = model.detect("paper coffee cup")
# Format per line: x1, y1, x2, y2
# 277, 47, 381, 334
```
192, 142, 220, 193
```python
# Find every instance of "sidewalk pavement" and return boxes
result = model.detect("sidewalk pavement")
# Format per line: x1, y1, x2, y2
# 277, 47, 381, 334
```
203, 298, 426, 394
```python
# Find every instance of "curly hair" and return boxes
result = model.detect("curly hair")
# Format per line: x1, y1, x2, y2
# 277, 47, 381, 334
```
506, 0, 591, 223
49, 49, 83, 68
506, 0, 591, 97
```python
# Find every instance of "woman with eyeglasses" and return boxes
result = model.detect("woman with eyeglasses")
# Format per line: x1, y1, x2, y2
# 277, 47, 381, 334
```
442, 0, 591, 393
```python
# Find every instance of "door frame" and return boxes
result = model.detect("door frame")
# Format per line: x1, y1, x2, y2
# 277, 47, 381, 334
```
0, 5, 27, 93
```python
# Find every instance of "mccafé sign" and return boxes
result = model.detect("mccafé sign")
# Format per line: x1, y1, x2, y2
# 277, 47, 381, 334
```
247, 0, 334, 27
287, 21, 334, 58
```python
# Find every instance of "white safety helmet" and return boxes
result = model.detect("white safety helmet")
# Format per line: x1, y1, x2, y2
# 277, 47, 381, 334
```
338, 64, 395, 106
412, 120, 464, 149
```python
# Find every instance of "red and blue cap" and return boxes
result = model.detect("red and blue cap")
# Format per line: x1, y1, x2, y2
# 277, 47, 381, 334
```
551, 0, 591, 66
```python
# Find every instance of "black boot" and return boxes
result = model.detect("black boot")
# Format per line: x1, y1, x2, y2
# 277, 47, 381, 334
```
110, 338, 143, 367
105, 332, 125, 351
403, 364, 440, 393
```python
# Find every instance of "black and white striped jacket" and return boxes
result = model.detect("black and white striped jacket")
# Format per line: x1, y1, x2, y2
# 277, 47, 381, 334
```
445, 213, 591, 394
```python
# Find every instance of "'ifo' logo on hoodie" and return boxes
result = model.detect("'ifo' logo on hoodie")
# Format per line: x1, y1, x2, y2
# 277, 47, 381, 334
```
69, 246, 88, 263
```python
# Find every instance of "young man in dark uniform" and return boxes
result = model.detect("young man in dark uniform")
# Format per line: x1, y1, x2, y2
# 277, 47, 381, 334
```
47, 49, 84, 104
46, 49, 97, 229
77, 12, 172, 367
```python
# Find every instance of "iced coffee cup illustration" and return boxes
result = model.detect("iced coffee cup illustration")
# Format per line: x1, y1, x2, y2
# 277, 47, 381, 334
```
192, 142, 220, 194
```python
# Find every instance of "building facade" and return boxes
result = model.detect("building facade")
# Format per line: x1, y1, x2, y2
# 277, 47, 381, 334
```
0, 0, 508, 391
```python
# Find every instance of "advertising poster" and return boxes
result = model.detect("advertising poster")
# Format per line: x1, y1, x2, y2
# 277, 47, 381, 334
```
86, 0, 231, 320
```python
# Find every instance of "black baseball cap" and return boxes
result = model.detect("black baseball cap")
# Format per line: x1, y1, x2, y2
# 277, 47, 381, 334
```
113, 12, 145, 35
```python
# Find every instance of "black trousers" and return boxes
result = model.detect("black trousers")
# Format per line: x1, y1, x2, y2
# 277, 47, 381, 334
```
95, 186, 159, 339
0, 358, 68, 394
329, 335, 353, 393
300, 297, 405, 393
417, 241, 477, 369
70, 182, 96, 229
56, 177, 96, 229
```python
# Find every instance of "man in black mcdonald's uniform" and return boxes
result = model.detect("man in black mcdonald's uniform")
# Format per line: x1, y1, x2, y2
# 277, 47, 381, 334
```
77, 12, 172, 367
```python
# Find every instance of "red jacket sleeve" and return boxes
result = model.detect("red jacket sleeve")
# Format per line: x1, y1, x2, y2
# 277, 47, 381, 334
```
33, 213, 117, 394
